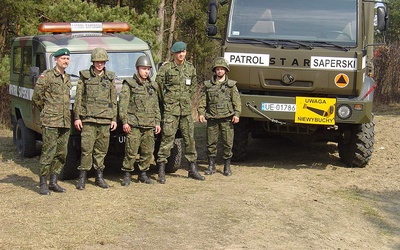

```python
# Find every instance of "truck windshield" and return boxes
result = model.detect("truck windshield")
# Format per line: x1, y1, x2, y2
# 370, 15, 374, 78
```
52, 52, 150, 78
228, 0, 357, 46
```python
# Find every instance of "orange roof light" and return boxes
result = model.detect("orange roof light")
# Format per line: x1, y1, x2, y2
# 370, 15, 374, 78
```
38, 22, 131, 33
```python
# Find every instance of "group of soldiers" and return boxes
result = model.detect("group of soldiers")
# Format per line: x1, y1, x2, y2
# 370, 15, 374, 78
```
32, 41, 241, 195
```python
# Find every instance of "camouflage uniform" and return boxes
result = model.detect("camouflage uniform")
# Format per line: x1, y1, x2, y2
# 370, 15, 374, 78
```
198, 75, 241, 160
156, 60, 198, 163
119, 74, 160, 172
32, 66, 71, 176
73, 65, 117, 171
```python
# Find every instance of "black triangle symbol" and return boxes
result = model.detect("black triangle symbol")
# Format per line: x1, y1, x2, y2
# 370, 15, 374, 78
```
337, 75, 347, 84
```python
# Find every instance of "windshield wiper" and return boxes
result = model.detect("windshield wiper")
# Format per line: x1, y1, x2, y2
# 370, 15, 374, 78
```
311, 41, 349, 51
231, 38, 278, 48
280, 40, 314, 50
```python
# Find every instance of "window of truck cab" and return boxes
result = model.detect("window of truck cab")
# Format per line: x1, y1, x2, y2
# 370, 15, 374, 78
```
13, 46, 33, 76
51, 52, 151, 78
227, 0, 357, 46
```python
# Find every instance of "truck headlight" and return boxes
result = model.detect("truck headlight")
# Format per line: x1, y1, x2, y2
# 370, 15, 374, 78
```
337, 104, 352, 120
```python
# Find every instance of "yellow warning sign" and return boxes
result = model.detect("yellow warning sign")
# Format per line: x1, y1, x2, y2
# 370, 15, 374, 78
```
295, 97, 336, 125
334, 73, 349, 88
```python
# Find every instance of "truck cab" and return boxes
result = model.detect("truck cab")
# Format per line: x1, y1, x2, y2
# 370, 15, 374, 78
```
207, 0, 388, 167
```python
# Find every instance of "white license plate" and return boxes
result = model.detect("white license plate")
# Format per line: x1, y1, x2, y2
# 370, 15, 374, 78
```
261, 103, 296, 112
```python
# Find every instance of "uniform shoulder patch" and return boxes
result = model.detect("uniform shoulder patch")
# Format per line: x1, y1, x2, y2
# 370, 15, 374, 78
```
226, 79, 237, 87
79, 70, 91, 79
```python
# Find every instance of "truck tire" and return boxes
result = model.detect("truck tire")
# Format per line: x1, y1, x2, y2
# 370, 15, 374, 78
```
165, 138, 182, 173
15, 119, 36, 158
338, 120, 374, 168
232, 118, 250, 162
59, 137, 80, 180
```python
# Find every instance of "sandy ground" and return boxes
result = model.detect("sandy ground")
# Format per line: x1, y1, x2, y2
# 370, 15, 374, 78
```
0, 112, 399, 249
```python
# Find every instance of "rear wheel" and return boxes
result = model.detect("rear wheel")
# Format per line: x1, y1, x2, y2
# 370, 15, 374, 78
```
338, 119, 375, 168
59, 137, 80, 180
232, 118, 250, 162
15, 119, 36, 158
165, 138, 182, 173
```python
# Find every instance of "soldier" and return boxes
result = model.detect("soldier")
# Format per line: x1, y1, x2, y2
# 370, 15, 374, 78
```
156, 41, 205, 184
198, 57, 241, 176
119, 55, 161, 186
73, 47, 117, 190
32, 48, 71, 195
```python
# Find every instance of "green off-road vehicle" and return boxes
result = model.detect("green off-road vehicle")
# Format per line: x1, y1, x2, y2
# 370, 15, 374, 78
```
9, 22, 182, 179
207, 0, 388, 167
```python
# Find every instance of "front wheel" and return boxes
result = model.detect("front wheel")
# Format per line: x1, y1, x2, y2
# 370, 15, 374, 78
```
232, 118, 250, 162
338, 119, 375, 168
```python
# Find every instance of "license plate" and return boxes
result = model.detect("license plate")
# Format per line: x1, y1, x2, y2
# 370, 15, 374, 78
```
261, 103, 296, 112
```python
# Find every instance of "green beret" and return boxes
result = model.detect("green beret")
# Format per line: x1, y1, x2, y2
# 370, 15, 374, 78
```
171, 41, 187, 53
54, 48, 70, 57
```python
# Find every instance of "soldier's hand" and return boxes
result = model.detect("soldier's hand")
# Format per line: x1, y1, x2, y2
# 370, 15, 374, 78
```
123, 123, 131, 134
199, 115, 207, 123
74, 119, 83, 131
232, 116, 239, 124
110, 121, 117, 131
154, 125, 161, 135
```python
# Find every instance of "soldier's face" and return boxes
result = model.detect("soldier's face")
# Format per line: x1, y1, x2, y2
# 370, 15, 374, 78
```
215, 67, 226, 77
55, 55, 70, 69
93, 61, 106, 72
137, 66, 151, 79
173, 50, 187, 64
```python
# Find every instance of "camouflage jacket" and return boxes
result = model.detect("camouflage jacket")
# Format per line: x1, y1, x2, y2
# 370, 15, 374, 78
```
32, 67, 71, 128
118, 74, 161, 128
156, 60, 197, 116
73, 66, 117, 124
198, 75, 242, 119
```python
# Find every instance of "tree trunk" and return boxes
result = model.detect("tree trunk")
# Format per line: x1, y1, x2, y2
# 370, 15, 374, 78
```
166, 0, 178, 62
156, 0, 165, 62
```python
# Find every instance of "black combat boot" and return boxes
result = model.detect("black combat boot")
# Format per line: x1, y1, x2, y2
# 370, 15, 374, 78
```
188, 162, 205, 181
76, 170, 87, 190
48, 173, 66, 193
138, 171, 154, 184
95, 169, 109, 189
39, 175, 50, 195
121, 171, 131, 186
204, 157, 216, 175
223, 158, 232, 176
157, 162, 166, 184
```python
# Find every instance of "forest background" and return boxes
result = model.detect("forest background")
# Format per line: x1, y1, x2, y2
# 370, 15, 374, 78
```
0, 0, 399, 128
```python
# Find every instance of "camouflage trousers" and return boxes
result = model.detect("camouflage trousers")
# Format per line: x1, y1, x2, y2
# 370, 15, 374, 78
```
40, 127, 70, 176
206, 117, 234, 160
122, 127, 155, 172
157, 114, 197, 163
78, 123, 110, 171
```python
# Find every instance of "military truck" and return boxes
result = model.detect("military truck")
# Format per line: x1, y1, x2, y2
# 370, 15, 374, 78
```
9, 22, 182, 179
206, 0, 388, 167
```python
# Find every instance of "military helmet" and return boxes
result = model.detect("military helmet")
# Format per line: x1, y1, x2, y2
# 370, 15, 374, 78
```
135, 55, 152, 68
91, 47, 109, 62
212, 57, 230, 72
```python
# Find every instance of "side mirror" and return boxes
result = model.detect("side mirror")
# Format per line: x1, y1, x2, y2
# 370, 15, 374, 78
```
208, 0, 218, 25
206, 25, 218, 37
376, 6, 389, 32
29, 67, 40, 84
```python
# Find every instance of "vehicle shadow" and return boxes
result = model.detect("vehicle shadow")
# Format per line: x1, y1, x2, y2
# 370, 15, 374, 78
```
194, 124, 346, 171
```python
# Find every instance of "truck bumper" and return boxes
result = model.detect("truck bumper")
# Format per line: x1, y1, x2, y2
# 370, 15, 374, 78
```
241, 94, 373, 125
